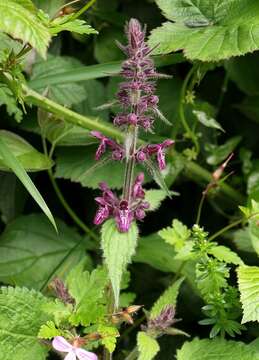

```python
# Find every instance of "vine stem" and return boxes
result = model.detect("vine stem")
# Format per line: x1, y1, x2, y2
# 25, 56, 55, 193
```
195, 192, 206, 225
70, 0, 97, 21
208, 211, 259, 242
42, 137, 99, 241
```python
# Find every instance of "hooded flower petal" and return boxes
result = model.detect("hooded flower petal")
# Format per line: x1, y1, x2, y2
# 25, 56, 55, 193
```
52, 336, 73, 352
75, 348, 98, 360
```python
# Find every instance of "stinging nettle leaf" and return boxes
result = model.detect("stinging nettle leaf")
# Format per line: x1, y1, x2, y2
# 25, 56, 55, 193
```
150, 0, 259, 61
0, 287, 50, 360
144, 189, 168, 211
101, 219, 138, 307
237, 265, 259, 323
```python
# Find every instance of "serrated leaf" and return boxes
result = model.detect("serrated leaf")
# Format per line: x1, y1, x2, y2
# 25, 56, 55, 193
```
101, 219, 138, 307
237, 265, 259, 323
0, 1, 50, 58
208, 245, 244, 265
0, 86, 23, 122
0, 136, 56, 230
66, 263, 108, 326
0, 287, 49, 360
193, 110, 224, 132
177, 337, 259, 360
0, 130, 52, 171
150, 0, 259, 61
144, 189, 168, 211
31, 56, 88, 106
137, 332, 160, 360
38, 321, 62, 339
97, 325, 119, 353
150, 277, 184, 318
0, 214, 89, 289
42, 300, 73, 327
50, 14, 98, 35
158, 219, 191, 250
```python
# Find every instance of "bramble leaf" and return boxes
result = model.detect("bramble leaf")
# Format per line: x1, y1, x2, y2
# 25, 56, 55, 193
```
177, 337, 259, 360
150, 0, 259, 61
137, 332, 160, 360
101, 219, 138, 307
0, 1, 50, 58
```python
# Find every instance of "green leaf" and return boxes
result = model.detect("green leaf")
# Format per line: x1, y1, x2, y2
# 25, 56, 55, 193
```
237, 265, 259, 323
150, 0, 259, 61
232, 228, 254, 253
101, 219, 138, 307
0, 287, 49, 360
137, 332, 160, 360
177, 337, 259, 360
208, 245, 244, 265
205, 136, 242, 165
31, 56, 88, 106
193, 110, 224, 132
0, 130, 52, 171
0, 1, 50, 58
66, 263, 108, 326
0, 214, 89, 289
150, 277, 184, 318
50, 14, 98, 35
0, 85, 23, 122
226, 53, 259, 96
42, 299, 73, 326
0, 136, 56, 230
158, 219, 191, 250
38, 321, 62, 339
144, 189, 168, 211
97, 325, 119, 353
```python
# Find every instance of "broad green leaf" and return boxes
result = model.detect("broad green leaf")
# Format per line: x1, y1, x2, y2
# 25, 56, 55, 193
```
238, 265, 259, 323
66, 263, 108, 326
0, 173, 26, 224
177, 337, 259, 360
144, 189, 168, 211
16, 0, 36, 12
101, 219, 138, 307
248, 204, 259, 255
208, 245, 244, 265
193, 110, 224, 132
0, 287, 49, 360
137, 332, 160, 360
205, 136, 242, 165
150, 277, 184, 318
0, 130, 52, 171
158, 219, 191, 250
232, 228, 254, 253
226, 53, 259, 96
28, 54, 184, 89
150, 0, 259, 61
0, 214, 89, 289
0, 1, 50, 58
31, 56, 88, 106
50, 14, 98, 35
0, 136, 56, 230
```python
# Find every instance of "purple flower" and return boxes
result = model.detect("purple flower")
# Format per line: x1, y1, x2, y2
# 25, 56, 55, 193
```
94, 173, 149, 232
52, 336, 97, 360
136, 139, 175, 170
90, 131, 124, 161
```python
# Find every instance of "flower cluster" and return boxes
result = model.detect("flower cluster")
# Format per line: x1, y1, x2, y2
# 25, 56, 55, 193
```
94, 173, 149, 232
91, 18, 174, 232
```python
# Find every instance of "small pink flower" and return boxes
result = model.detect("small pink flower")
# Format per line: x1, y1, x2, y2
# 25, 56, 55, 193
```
52, 336, 97, 360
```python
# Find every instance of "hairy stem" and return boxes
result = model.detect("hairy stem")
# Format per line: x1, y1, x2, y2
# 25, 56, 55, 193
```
123, 127, 138, 201
125, 346, 138, 360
